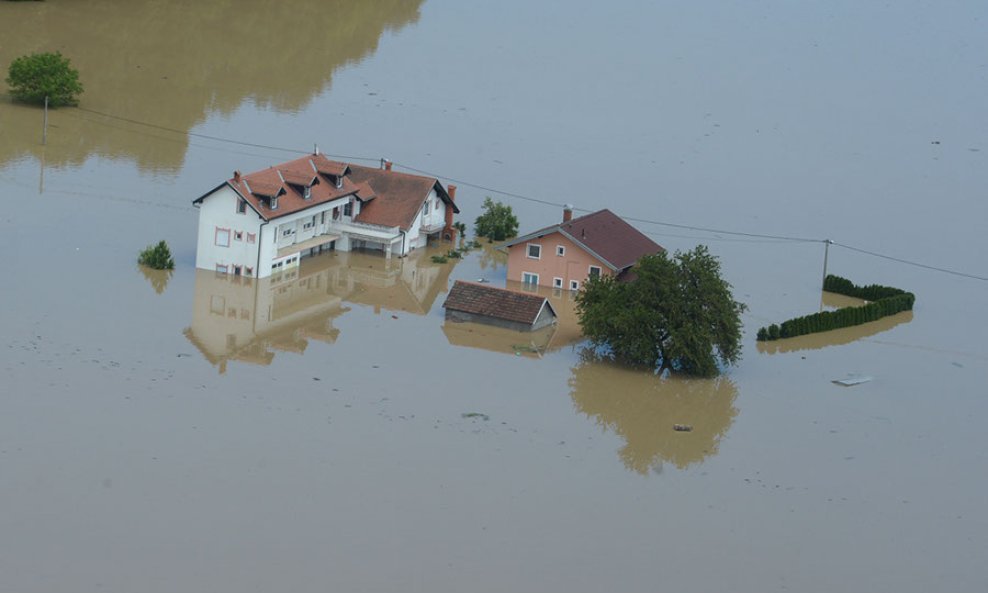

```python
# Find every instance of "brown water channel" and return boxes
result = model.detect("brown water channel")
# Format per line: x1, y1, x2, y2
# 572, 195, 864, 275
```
2, 1, 987, 592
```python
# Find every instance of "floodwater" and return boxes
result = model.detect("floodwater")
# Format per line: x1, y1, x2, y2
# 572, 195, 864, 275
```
2, 1, 987, 592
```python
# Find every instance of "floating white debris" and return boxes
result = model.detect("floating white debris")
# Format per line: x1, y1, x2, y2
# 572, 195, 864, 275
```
832, 375, 874, 387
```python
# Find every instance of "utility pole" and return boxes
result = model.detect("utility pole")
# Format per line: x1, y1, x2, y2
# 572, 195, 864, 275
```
42, 96, 49, 145
821, 239, 833, 289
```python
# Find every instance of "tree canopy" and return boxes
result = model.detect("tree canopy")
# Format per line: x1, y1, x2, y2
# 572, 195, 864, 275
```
138, 240, 175, 270
575, 246, 745, 377
474, 197, 519, 242
6, 51, 84, 107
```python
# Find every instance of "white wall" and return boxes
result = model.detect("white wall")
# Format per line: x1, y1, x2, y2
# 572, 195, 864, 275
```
195, 185, 263, 276
407, 188, 444, 254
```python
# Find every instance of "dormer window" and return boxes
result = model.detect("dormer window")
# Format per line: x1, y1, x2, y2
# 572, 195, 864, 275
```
270, 196, 279, 210
303, 186, 311, 200
335, 176, 343, 189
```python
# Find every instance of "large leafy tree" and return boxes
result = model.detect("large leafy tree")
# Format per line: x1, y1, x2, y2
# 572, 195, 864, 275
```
576, 246, 745, 377
6, 51, 84, 106
474, 197, 519, 242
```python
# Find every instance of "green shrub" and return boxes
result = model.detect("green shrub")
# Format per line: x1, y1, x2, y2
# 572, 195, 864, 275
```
430, 255, 448, 264
446, 250, 462, 259
6, 51, 83, 106
138, 240, 175, 270
756, 327, 768, 341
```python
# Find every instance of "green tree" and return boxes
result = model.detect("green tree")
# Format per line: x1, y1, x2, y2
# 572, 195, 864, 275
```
474, 197, 519, 242
138, 240, 175, 270
6, 51, 84, 106
575, 246, 745, 377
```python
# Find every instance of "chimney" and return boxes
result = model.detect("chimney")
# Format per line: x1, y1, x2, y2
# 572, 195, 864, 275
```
380, 158, 388, 170
563, 204, 573, 223
385, 160, 393, 172
443, 184, 457, 241
314, 143, 320, 156
233, 170, 242, 184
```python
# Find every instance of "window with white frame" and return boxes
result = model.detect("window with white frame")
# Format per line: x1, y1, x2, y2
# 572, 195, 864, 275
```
215, 228, 231, 247
569, 280, 580, 291
282, 227, 294, 237
527, 244, 541, 259
215, 264, 229, 274
246, 233, 256, 244
553, 277, 563, 288
522, 272, 539, 286
237, 199, 247, 214
556, 245, 565, 256
588, 265, 602, 279
234, 231, 243, 241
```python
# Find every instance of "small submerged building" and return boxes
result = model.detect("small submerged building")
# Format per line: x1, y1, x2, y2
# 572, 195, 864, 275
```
192, 153, 459, 278
443, 280, 558, 332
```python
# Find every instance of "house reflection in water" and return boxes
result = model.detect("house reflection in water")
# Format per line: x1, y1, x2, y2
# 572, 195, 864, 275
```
568, 359, 739, 474
184, 249, 456, 372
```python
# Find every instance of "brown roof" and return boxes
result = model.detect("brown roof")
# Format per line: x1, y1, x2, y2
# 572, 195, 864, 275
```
195, 154, 359, 221
443, 281, 556, 326
503, 209, 664, 271
348, 164, 458, 230
195, 155, 459, 227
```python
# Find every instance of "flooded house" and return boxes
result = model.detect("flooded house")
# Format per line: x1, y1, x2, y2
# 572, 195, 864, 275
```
443, 280, 558, 331
502, 207, 664, 290
192, 153, 460, 278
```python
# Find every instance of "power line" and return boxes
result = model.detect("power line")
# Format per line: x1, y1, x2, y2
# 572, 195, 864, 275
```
24, 106, 988, 283
72, 106, 379, 163
832, 241, 988, 282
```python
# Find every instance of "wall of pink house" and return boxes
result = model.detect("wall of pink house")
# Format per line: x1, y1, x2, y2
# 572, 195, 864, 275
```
505, 231, 611, 290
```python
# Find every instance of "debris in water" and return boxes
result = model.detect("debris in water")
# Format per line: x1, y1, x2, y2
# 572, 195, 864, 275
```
832, 375, 874, 387
951, 361, 964, 368
461, 412, 490, 421
673, 424, 693, 432
476, 278, 488, 283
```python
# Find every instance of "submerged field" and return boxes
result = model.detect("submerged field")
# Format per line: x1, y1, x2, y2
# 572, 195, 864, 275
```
2, 1, 987, 591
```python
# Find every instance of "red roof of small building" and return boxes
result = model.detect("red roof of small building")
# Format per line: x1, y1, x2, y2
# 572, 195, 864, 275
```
503, 209, 664, 271
443, 281, 556, 326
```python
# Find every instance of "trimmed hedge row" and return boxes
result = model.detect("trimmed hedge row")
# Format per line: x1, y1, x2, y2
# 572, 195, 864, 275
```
823, 274, 908, 301
757, 275, 915, 341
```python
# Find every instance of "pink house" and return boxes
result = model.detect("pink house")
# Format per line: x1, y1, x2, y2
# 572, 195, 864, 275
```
502, 207, 664, 290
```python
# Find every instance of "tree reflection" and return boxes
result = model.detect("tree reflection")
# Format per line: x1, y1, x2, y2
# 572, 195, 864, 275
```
0, 0, 424, 170
138, 265, 172, 295
568, 354, 739, 474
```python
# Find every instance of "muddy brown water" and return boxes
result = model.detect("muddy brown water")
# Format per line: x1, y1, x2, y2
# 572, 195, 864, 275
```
2, 1, 987, 592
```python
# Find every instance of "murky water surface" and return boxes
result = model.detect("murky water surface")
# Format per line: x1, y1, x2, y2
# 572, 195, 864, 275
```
2, 1, 987, 591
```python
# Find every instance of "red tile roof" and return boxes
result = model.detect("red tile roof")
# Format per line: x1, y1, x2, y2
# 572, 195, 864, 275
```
195, 154, 359, 221
443, 281, 556, 326
348, 164, 458, 231
195, 155, 458, 227
504, 209, 664, 271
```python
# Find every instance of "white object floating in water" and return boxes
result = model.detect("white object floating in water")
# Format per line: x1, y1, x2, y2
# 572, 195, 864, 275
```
832, 375, 874, 387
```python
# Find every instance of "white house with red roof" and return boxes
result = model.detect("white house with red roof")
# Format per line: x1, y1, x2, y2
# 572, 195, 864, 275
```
193, 153, 459, 278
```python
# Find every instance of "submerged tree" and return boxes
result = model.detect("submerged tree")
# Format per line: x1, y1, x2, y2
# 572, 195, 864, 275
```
474, 197, 519, 242
138, 240, 175, 270
576, 246, 745, 377
5, 51, 84, 106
